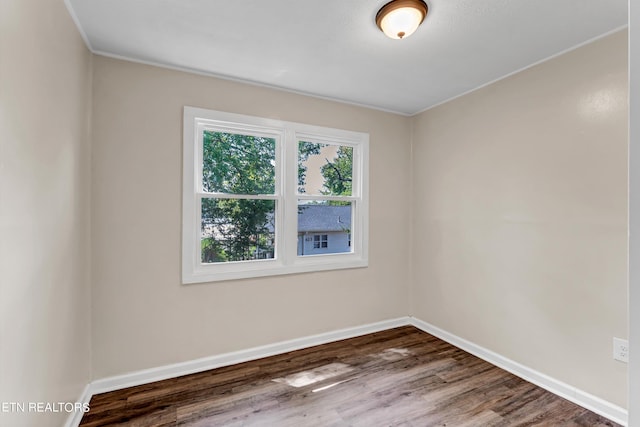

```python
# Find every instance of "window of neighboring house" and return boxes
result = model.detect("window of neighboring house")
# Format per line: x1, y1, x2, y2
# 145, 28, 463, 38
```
182, 107, 369, 283
313, 234, 328, 249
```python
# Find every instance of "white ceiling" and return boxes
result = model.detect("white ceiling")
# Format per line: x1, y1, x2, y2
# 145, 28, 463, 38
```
66, 0, 628, 115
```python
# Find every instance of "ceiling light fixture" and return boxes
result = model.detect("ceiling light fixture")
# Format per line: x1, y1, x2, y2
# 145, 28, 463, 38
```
375, 0, 428, 40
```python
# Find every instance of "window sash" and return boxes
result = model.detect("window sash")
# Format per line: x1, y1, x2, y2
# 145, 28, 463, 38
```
197, 125, 282, 196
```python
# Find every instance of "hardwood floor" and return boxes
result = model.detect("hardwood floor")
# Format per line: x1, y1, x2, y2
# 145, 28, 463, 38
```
80, 326, 620, 426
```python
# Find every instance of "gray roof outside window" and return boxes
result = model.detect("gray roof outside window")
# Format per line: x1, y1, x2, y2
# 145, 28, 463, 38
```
297, 205, 351, 233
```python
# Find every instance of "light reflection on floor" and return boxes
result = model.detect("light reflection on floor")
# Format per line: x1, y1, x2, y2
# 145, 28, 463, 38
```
371, 347, 412, 361
272, 362, 354, 388
271, 348, 412, 392
311, 378, 355, 393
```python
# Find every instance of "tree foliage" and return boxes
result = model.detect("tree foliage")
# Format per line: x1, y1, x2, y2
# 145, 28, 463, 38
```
321, 146, 353, 198
202, 131, 275, 194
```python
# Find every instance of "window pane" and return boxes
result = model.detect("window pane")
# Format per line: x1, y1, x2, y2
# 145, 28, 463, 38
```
203, 131, 276, 194
298, 142, 353, 196
201, 198, 275, 263
297, 200, 352, 256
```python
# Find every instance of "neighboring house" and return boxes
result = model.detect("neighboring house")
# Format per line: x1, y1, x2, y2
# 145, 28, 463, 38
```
202, 204, 351, 260
297, 205, 351, 256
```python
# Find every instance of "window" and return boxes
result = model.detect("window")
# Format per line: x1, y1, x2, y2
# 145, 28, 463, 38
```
183, 107, 369, 283
313, 234, 328, 249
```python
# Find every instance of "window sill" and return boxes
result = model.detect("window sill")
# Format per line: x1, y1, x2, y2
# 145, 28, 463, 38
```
182, 256, 368, 284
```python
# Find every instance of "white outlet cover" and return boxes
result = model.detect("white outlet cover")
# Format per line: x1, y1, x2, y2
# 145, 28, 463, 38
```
613, 337, 629, 363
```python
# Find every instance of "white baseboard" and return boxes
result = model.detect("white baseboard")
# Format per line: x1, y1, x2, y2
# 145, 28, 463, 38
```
68, 316, 627, 427
409, 316, 628, 426
64, 383, 92, 427
89, 317, 409, 395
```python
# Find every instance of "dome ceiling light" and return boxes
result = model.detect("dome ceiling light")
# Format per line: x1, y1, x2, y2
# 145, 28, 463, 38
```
375, 0, 429, 40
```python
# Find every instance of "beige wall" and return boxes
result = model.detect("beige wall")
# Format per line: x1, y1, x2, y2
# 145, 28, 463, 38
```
90, 56, 412, 378
0, 1, 93, 426
411, 30, 628, 407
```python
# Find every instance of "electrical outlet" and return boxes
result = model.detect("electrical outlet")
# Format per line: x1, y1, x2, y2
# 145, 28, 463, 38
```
613, 337, 628, 363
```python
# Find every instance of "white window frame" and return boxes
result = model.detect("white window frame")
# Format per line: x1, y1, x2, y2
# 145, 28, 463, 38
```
182, 106, 369, 283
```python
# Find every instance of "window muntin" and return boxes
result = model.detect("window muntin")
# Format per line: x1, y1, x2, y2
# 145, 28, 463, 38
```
183, 107, 368, 283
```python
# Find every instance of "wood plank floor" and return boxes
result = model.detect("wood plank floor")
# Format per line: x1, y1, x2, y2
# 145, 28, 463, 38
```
80, 326, 620, 426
